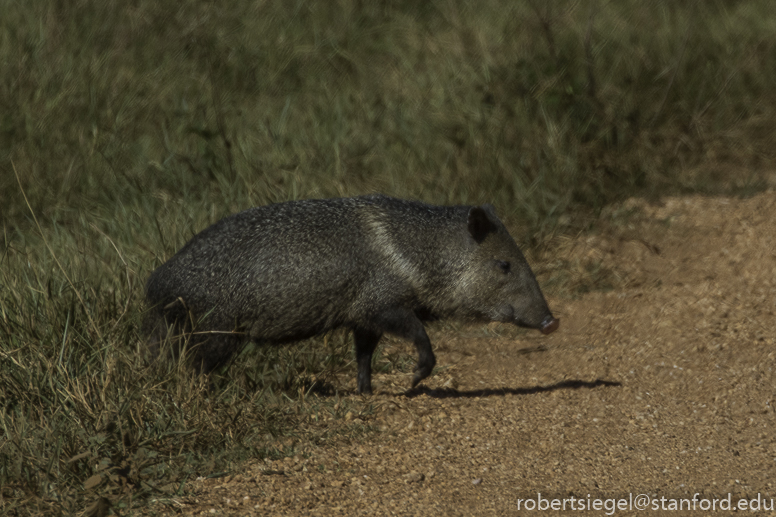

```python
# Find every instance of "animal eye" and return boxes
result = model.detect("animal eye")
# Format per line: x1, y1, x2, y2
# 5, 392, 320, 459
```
496, 260, 510, 274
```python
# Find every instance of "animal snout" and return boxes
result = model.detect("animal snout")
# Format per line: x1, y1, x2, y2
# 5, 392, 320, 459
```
540, 315, 559, 335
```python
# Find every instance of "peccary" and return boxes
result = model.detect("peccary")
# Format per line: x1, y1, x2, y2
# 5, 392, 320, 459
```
144, 194, 558, 394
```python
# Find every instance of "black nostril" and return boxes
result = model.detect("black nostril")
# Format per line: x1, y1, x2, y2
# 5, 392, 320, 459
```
541, 316, 559, 335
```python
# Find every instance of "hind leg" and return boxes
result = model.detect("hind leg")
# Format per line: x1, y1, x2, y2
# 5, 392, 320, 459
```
192, 332, 247, 373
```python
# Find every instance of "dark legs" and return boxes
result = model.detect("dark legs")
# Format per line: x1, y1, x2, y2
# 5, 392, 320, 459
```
353, 308, 436, 394
354, 328, 381, 394
405, 320, 436, 389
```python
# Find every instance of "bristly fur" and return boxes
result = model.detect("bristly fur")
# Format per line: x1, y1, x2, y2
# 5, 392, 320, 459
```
144, 194, 557, 393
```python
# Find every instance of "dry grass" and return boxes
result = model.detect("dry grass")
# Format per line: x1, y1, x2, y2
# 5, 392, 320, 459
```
1, 0, 775, 514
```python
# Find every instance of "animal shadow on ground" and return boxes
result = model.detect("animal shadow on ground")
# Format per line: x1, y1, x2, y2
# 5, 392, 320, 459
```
401, 379, 622, 399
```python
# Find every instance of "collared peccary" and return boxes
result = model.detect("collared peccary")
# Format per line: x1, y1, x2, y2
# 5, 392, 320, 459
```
144, 194, 558, 393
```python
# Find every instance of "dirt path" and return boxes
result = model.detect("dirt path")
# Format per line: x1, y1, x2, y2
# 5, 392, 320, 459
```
145, 191, 776, 516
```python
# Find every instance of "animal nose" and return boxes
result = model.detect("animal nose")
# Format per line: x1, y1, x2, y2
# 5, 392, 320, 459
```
540, 316, 559, 335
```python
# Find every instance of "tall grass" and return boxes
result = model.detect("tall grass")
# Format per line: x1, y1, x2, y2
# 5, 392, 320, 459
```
1, 0, 775, 513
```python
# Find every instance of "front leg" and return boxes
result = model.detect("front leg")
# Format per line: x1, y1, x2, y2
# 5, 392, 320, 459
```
371, 308, 436, 389
353, 328, 382, 394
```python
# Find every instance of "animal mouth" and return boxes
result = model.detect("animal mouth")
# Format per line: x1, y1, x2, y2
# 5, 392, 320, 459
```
514, 314, 559, 334
515, 315, 560, 334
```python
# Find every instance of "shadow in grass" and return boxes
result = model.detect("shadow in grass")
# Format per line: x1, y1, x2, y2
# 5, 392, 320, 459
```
402, 379, 621, 399
515, 345, 548, 355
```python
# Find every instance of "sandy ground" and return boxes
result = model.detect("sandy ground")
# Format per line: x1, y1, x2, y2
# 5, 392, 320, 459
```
142, 190, 776, 516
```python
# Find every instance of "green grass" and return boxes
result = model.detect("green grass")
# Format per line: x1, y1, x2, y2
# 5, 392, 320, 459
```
2, 0, 775, 514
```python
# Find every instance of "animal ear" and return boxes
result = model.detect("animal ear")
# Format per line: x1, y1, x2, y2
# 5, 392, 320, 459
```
467, 206, 497, 243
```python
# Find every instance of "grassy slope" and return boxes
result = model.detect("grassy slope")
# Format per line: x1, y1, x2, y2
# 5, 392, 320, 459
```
1, 0, 774, 514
